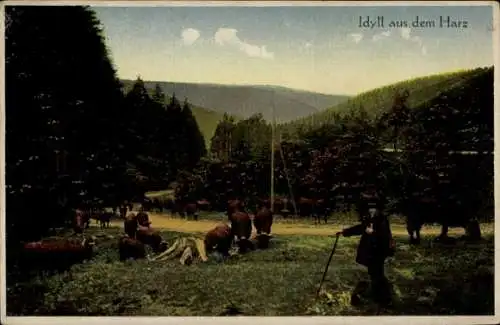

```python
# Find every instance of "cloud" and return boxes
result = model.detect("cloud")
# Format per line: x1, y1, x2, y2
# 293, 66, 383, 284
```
214, 27, 274, 59
400, 28, 427, 55
349, 33, 364, 44
181, 28, 200, 46
372, 30, 391, 42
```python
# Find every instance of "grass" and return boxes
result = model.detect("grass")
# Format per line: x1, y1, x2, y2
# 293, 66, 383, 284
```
6, 219, 494, 316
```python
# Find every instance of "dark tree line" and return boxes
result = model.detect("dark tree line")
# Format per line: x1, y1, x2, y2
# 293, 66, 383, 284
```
5, 6, 206, 243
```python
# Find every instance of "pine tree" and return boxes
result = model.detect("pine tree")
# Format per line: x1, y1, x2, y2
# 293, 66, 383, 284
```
5, 6, 128, 241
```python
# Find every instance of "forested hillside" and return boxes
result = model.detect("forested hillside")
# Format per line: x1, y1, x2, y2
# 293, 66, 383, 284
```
279, 68, 487, 139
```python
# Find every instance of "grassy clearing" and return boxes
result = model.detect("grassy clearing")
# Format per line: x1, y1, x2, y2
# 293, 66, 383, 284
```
7, 224, 494, 316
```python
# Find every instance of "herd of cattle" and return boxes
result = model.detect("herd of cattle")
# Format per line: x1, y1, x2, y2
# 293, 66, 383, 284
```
17, 198, 275, 270
15, 182, 486, 272
141, 191, 484, 246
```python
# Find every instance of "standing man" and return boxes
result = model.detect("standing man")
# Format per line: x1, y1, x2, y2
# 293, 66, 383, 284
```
336, 184, 395, 309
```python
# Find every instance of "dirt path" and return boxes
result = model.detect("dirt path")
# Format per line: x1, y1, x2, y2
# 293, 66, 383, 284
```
111, 213, 477, 237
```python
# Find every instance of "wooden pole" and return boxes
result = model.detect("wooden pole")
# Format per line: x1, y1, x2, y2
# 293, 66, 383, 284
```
270, 92, 275, 213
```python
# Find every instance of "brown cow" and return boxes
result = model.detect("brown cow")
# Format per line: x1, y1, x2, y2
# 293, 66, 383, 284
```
253, 205, 274, 249
21, 236, 96, 271
197, 199, 211, 211
118, 236, 146, 261
184, 203, 199, 220
98, 211, 114, 229
136, 225, 168, 253
230, 211, 254, 253
298, 197, 328, 224
227, 199, 244, 221
136, 210, 151, 227
74, 209, 90, 234
204, 223, 233, 257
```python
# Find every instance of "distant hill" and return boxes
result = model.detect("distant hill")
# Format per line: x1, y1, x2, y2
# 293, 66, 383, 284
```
280, 68, 490, 135
121, 80, 350, 123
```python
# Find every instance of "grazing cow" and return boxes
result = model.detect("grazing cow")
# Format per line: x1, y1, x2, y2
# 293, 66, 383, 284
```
260, 197, 288, 217
230, 211, 253, 253
152, 198, 163, 213
204, 223, 233, 257
197, 199, 211, 211
136, 226, 168, 253
253, 205, 274, 249
403, 194, 439, 245
21, 236, 96, 271
74, 209, 90, 234
98, 211, 114, 229
298, 197, 327, 224
314, 198, 330, 224
184, 203, 199, 221
118, 236, 146, 261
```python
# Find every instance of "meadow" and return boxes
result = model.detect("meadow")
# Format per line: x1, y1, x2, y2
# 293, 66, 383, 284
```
7, 213, 494, 316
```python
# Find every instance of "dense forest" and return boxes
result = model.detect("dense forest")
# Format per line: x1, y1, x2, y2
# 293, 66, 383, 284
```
5, 5, 494, 245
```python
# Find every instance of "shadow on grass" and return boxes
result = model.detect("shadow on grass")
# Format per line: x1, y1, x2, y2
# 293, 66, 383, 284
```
6, 227, 495, 316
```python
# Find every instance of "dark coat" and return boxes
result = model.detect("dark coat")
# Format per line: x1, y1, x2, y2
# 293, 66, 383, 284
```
342, 214, 393, 267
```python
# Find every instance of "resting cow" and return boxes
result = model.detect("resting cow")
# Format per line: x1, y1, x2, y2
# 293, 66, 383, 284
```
136, 225, 168, 253
253, 205, 274, 249
230, 211, 254, 253
118, 235, 146, 261
204, 223, 233, 257
21, 236, 96, 271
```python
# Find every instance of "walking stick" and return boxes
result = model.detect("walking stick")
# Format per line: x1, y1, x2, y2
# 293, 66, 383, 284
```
316, 233, 341, 299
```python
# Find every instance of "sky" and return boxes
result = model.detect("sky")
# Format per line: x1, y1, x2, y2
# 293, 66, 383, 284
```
93, 4, 495, 95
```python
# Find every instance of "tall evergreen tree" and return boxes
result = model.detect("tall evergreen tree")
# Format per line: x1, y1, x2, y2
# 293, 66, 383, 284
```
5, 6, 129, 241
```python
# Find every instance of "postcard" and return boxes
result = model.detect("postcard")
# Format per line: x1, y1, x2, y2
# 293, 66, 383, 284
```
1, 1, 498, 324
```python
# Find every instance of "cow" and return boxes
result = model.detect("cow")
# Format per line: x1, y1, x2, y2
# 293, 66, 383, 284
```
204, 223, 233, 257
227, 199, 244, 221
260, 197, 288, 217
184, 203, 199, 221
98, 211, 114, 229
253, 204, 274, 249
118, 236, 146, 261
152, 198, 163, 213
298, 197, 328, 224
136, 226, 168, 253
230, 210, 254, 253
74, 209, 90, 234
197, 199, 211, 211
20, 236, 96, 271
395, 190, 440, 245
135, 209, 151, 227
